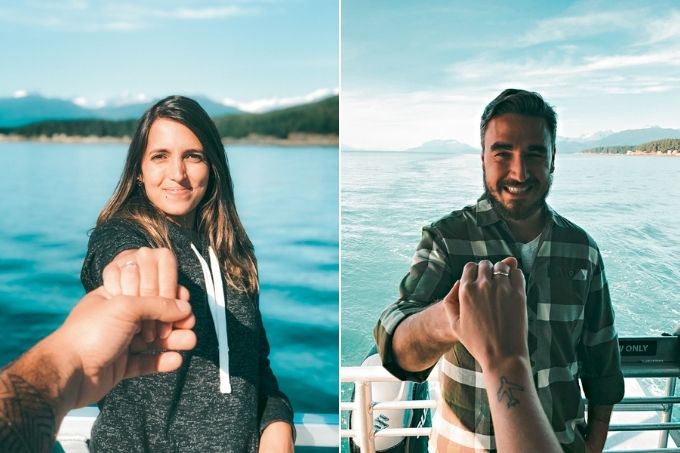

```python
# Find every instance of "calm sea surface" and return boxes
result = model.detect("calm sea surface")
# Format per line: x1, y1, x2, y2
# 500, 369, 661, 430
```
341, 150, 680, 407
0, 142, 338, 416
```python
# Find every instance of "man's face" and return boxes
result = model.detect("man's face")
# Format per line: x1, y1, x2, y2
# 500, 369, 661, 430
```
482, 113, 554, 221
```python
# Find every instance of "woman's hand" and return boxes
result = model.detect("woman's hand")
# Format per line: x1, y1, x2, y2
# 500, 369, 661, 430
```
444, 258, 563, 452
444, 257, 528, 371
259, 421, 294, 453
103, 247, 190, 343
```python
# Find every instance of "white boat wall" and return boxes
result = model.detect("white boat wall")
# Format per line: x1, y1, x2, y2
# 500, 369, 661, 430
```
57, 411, 339, 451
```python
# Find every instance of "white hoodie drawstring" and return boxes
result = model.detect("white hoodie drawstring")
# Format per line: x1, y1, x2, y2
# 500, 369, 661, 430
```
190, 244, 231, 394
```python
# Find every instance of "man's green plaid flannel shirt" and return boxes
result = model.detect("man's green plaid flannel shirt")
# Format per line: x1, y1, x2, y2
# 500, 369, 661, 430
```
374, 196, 624, 452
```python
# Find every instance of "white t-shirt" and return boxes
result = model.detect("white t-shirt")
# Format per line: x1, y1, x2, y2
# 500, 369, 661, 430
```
516, 233, 542, 270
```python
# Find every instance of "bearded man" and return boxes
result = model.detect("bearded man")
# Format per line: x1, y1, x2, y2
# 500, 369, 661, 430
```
374, 89, 624, 453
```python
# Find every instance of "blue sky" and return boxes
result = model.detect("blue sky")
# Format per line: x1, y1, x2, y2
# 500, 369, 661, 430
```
0, 0, 338, 111
342, 0, 680, 149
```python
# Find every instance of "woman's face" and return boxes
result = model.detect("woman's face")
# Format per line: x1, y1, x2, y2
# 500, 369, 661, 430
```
140, 118, 210, 227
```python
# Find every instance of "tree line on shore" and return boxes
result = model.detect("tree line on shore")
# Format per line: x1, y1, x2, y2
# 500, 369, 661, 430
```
582, 138, 680, 154
0, 96, 338, 139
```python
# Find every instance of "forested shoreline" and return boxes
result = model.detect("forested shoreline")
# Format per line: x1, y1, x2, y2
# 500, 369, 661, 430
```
0, 96, 338, 144
581, 138, 680, 155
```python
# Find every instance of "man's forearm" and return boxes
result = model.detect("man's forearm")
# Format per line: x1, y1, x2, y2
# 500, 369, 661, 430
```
392, 300, 457, 372
586, 404, 613, 452
0, 285, 195, 453
0, 334, 81, 453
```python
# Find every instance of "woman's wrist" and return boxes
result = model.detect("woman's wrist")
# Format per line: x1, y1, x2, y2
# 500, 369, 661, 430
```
480, 354, 532, 381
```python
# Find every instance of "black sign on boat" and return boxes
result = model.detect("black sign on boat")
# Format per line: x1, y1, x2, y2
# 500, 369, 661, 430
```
619, 336, 679, 362
619, 339, 657, 357
618, 336, 680, 378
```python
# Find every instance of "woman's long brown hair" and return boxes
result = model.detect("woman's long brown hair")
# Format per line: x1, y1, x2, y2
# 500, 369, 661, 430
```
98, 95, 258, 293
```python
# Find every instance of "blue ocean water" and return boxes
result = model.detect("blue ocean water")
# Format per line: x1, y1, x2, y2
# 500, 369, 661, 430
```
0, 142, 338, 416
341, 150, 680, 430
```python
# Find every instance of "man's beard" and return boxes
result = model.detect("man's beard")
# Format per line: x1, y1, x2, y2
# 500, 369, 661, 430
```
483, 170, 552, 221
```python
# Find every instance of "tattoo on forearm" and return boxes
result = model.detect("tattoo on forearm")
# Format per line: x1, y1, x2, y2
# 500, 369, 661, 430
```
496, 376, 525, 409
0, 372, 56, 453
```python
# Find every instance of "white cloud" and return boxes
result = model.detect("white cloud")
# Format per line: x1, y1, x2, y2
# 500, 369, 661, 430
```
70, 91, 149, 108
13, 90, 28, 98
108, 3, 254, 21
581, 50, 680, 72
603, 85, 672, 94
0, 2, 258, 31
641, 9, 680, 45
222, 87, 338, 113
519, 10, 640, 46
450, 46, 680, 80
171, 6, 248, 20
446, 46, 680, 102
23, 0, 87, 12
105, 91, 149, 106
71, 96, 107, 108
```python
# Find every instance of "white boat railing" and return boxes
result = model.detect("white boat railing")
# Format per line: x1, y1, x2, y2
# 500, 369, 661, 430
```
341, 365, 679, 453
57, 409, 339, 450
340, 365, 438, 453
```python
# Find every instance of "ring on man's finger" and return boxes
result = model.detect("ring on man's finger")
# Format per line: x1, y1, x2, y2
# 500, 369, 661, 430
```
493, 271, 510, 277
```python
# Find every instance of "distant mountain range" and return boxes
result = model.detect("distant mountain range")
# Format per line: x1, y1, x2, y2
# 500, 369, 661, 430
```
405, 139, 478, 154
0, 96, 339, 141
580, 138, 680, 155
556, 127, 680, 153
402, 127, 680, 154
0, 94, 241, 128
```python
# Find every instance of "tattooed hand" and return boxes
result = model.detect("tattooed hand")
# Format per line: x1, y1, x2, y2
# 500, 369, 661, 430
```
443, 257, 528, 371
0, 287, 196, 453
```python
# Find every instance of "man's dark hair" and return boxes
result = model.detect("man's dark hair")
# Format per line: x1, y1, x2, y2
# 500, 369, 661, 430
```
480, 89, 557, 150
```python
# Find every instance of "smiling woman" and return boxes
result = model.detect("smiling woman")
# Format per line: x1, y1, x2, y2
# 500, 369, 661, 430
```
80, 96, 294, 452
140, 118, 210, 228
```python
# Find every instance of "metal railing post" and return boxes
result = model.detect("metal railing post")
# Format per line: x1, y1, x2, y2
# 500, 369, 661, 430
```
354, 380, 376, 453
659, 377, 678, 448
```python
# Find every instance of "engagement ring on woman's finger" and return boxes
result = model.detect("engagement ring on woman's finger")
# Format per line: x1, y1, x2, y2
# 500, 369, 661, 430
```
493, 271, 510, 277
122, 260, 137, 267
